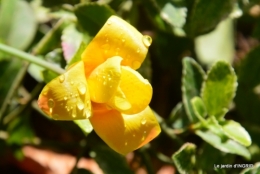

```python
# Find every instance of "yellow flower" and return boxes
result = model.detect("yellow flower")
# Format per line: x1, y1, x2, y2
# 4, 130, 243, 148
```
37, 15, 161, 155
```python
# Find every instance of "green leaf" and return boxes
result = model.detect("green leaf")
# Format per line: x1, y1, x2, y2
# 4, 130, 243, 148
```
201, 61, 237, 118
74, 2, 116, 36
241, 162, 260, 174
184, 0, 236, 37
77, 168, 93, 174
172, 143, 197, 174
67, 42, 87, 68
0, 0, 37, 50
195, 18, 235, 66
195, 130, 251, 159
235, 46, 260, 123
160, 2, 187, 36
182, 57, 205, 122
220, 120, 252, 147
74, 119, 93, 135
191, 96, 207, 119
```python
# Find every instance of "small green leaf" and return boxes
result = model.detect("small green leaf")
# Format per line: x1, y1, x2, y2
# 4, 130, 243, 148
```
241, 162, 260, 174
191, 96, 207, 119
172, 143, 197, 174
220, 120, 252, 147
74, 2, 115, 36
201, 61, 237, 118
182, 57, 205, 122
67, 42, 87, 68
74, 119, 93, 135
160, 2, 187, 36
196, 130, 251, 159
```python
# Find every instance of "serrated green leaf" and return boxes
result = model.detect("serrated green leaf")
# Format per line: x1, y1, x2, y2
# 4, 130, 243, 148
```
220, 120, 252, 147
184, 0, 236, 37
182, 57, 205, 122
67, 42, 87, 68
235, 46, 260, 123
240, 162, 260, 174
196, 130, 251, 159
201, 61, 237, 118
74, 2, 115, 36
191, 96, 207, 120
172, 143, 197, 174
74, 119, 93, 135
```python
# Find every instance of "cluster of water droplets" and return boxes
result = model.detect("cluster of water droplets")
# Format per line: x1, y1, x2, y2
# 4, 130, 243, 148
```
46, 74, 91, 119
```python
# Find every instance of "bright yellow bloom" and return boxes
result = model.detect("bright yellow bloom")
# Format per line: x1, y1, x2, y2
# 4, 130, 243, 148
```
38, 16, 161, 155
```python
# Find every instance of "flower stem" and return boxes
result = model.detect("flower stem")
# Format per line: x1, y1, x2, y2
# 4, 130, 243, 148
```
0, 43, 65, 74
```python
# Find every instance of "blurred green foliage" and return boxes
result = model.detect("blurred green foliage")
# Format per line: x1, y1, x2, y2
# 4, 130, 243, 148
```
1, 0, 260, 173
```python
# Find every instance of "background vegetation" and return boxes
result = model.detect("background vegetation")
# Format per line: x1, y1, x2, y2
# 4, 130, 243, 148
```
1, 0, 260, 173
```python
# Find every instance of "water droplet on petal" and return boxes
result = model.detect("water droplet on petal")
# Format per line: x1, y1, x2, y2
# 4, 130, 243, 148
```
70, 81, 74, 85
125, 142, 128, 146
77, 101, 84, 110
132, 61, 141, 69
103, 81, 107, 85
133, 134, 136, 137
141, 117, 146, 125
107, 20, 112, 25
59, 74, 65, 83
77, 82, 86, 95
86, 111, 91, 118
142, 35, 152, 47
48, 99, 54, 108
64, 96, 68, 101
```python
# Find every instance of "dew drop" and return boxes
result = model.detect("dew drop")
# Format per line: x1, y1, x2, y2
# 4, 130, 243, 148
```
70, 81, 74, 85
107, 20, 112, 25
59, 74, 65, 83
132, 61, 141, 69
77, 82, 86, 95
141, 117, 146, 125
103, 81, 107, 85
125, 142, 128, 146
133, 134, 136, 137
86, 111, 91, 118
121, 39, 125, 43
142, 35, 152, 47
48, 99, 55, 108
64, 96, 68, 101
136, 48, 140, 53
77, 101, 84, 110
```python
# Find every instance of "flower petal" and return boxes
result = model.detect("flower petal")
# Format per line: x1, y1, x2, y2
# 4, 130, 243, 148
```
38, 61, 91, 120
90, 105, 161, 155
87, 56, 122, 103
108, 66, 152, 114
81, 15, 150, 75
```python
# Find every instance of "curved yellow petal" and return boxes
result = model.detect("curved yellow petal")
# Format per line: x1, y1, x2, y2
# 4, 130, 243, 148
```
108, 66, 152, 114
38, 61, 92, 120
90, 106, 161, 155
87, 56, 122, 103
81, 15, 151, 75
